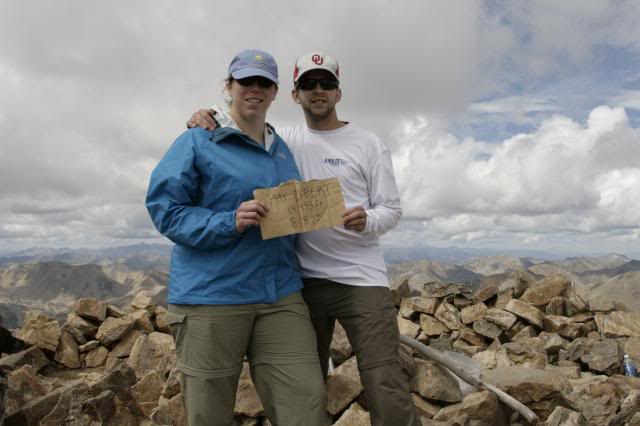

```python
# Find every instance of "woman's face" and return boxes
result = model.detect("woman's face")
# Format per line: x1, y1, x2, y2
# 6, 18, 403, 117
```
227, 77, 278, 121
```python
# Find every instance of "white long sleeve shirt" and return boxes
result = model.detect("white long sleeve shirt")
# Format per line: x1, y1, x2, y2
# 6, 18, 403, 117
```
209, 106, 402, 287
278, 124, 402, 287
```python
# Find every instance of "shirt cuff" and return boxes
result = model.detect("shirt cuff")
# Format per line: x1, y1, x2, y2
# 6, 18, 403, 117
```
363, 209, 375, 234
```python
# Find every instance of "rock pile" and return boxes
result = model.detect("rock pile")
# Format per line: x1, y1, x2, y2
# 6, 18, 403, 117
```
0, 272, 639, 425
389, 272, 640, 425
0, 293, 181, 425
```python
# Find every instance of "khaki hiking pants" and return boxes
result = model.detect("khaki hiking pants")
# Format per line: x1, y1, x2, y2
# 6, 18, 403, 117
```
167, 292, 327, 426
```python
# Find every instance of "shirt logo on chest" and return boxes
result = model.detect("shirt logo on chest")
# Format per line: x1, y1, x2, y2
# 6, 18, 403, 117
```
323, 158, 349, 166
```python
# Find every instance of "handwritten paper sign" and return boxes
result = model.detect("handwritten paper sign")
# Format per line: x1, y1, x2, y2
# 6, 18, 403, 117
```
253, 178, 346, 239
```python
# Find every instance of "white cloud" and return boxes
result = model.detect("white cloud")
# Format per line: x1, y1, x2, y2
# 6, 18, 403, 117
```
497, 1, 640, 75
470, 96, 559, 115
610, 90, 640, 110
393, 106, 640, 242
469, 96, 559, 125
1, 1, 639, 254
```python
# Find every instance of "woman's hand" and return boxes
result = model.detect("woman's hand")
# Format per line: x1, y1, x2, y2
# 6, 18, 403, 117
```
236, 200, 269, 233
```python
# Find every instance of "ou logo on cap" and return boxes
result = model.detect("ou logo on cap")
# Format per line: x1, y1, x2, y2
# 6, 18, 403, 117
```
312, 54, 324, 65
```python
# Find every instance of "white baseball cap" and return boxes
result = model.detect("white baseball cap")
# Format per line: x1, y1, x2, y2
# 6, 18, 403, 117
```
293, 52, 340, 83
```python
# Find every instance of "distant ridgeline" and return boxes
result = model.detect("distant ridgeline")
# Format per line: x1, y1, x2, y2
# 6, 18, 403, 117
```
0, 246, 638, 329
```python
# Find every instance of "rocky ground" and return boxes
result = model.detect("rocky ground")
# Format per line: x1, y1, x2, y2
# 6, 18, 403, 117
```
1, 271, 640, 425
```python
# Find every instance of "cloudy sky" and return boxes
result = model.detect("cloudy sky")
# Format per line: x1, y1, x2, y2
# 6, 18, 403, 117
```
1, 1, 639, 257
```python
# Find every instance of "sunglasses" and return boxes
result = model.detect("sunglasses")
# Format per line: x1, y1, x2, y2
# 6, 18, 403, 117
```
235, 76, 276, 88
296, 78, 339, 91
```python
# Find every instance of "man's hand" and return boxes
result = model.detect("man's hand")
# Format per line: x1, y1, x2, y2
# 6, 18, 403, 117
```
343, 206, 367, 232
236, 200, 269, 233
186, 109, 218, 131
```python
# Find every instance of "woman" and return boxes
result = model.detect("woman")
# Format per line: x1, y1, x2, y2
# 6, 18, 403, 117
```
146, 49, 326, 426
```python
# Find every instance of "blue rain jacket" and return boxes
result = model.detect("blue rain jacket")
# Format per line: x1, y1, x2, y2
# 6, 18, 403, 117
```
146, 127, 303, 305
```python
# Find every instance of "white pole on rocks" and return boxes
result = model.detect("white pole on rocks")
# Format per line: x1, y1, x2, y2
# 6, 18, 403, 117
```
399, 335, 539, 424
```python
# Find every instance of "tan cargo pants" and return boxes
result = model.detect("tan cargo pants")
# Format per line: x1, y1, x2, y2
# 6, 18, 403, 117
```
167, 292, 327, 426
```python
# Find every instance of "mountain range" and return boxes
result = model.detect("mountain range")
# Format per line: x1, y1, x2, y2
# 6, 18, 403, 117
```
0, 243, 171, 270
0, 245, 171, 328
0, 244, 638, 328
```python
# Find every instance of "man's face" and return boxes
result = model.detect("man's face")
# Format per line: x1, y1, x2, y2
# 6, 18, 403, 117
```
291, 70, 341, 119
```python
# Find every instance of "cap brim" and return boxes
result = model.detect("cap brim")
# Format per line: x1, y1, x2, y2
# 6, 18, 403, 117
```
295, 66, 339, 83
231, 68, 279, 84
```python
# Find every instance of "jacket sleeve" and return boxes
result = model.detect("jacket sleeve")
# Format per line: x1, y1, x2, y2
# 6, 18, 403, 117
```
145, 131, 239, 249
363, 148, 403, 238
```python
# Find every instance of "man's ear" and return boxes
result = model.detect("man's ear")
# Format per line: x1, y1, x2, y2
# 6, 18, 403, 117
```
336, 88, 342, 104
291, 89, 301, 104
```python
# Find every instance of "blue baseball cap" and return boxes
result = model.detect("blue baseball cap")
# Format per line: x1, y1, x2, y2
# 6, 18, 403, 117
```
228, 49, 279, 84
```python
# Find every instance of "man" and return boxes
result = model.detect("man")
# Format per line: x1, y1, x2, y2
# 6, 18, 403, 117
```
188, 52, 420, 426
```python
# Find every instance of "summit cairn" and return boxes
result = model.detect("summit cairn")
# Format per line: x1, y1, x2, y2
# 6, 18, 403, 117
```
0, 275, 639, 425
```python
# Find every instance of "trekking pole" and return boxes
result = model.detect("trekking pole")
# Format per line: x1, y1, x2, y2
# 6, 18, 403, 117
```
399, 334, 539, 424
